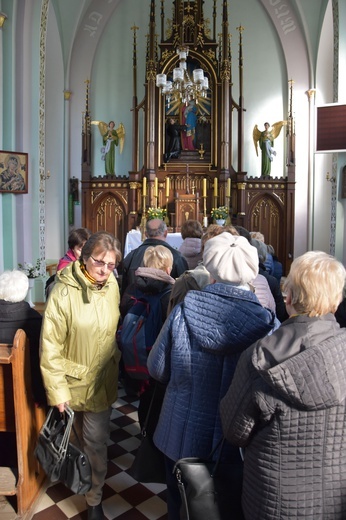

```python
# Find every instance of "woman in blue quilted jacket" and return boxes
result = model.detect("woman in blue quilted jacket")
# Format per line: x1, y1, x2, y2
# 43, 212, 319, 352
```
221, 251, 346, 519
147, 232, 277, 520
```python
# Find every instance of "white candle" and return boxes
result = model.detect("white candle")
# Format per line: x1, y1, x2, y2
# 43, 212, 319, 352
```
142, 177, 147, 197
154, 178, 158, 198
165, 177, 170, 197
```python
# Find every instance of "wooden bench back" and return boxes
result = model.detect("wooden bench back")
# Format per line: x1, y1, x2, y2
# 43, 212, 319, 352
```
0, 329, 46, 514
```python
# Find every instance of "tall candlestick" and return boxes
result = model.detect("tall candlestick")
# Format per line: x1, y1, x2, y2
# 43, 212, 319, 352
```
226, 178, 231, 198
142, 177, 147, 197
213, 178, 218, 197
202, 178, 207, 197
165, 177, 170, 197
154, 177, 158, 198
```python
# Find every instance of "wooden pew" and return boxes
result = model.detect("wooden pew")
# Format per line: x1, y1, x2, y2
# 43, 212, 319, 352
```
0, 329, 46, 515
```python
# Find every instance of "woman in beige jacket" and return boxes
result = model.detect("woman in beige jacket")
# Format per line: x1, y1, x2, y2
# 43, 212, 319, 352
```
40, 231, 122, 520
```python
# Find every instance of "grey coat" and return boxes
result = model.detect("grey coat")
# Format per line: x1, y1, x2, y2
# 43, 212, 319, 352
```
220, 314, 346, 520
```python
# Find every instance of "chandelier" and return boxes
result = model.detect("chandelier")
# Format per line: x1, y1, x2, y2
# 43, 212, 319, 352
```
156, 46, 209, 107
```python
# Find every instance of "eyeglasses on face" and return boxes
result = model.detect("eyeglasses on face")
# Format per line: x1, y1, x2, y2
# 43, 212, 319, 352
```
90, 255, 116, 270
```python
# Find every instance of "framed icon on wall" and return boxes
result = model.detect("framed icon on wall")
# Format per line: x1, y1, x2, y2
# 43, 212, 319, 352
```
0, 150, 28, 193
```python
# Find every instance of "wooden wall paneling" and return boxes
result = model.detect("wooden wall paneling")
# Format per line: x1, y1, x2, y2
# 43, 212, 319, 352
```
244, 179, 294, 276
82, 181, 128, 252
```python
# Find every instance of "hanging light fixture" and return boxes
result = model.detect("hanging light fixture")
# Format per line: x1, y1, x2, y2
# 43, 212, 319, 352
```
156, 46, 209, 108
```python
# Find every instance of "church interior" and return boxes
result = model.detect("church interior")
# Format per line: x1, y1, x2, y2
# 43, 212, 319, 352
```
0, 0, 346, 518
0, 0, 345, 299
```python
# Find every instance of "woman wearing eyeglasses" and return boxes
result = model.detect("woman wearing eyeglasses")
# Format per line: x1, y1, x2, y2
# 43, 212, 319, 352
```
40, 231, 122, 520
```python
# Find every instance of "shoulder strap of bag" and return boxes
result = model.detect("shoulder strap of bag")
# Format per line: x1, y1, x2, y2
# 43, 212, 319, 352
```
142, 383, 158, 435
209, 437, 226, 477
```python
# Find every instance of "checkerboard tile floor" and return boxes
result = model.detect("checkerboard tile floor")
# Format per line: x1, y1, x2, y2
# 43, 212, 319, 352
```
2, 385, 168, 520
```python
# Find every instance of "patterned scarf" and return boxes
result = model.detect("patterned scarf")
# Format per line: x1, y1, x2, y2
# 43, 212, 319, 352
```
79, 261, 106, 290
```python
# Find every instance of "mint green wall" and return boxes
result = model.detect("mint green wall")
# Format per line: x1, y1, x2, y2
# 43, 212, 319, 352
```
45, 5, 65, 261
0, 0, 46, 299
1, 0, 18, 271
91, 0, 149, 177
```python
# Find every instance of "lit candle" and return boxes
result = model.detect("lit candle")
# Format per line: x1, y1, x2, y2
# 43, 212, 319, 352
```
226, 178, 231, 198
142, 177, 147, 197
202, 178, 207, 198
165, 177, 170, 197
154, 177, 158, 198
213, 178, 218, 197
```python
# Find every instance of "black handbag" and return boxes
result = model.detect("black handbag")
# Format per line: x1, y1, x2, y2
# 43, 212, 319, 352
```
35, 406, 92, 494
128, 383, 166, 484
174, 439, 244, 520
59, 437, 92, 494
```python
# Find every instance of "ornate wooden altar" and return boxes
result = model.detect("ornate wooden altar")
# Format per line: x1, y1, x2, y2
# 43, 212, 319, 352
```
81, 0, 295, 276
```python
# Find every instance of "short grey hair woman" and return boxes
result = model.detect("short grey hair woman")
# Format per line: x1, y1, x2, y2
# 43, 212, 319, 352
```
221, 251, 346, 520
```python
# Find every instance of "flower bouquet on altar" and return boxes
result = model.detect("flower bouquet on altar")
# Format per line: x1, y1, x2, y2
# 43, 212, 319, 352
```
211, 206, 229, 223
147, 207, 167, 221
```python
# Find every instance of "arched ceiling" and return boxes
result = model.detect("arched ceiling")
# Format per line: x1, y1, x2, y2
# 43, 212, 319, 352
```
50, 0, 330, 84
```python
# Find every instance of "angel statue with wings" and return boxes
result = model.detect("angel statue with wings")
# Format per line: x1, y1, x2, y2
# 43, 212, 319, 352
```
253, 121, 286, 177
95, 120, 125, 175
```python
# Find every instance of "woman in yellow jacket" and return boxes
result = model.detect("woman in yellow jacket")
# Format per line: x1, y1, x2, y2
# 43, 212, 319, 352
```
40, 231, 122, 520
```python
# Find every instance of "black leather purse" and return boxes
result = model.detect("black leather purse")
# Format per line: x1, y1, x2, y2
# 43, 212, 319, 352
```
174, 438, 244, 520
35, 406, 91, 494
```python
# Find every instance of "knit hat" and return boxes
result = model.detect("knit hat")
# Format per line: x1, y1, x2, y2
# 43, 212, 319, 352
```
203, 232, 259, 284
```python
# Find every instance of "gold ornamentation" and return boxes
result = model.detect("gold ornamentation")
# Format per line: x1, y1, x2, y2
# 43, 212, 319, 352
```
91, 191, 103, 204
252, 199, 279, 222
198, 144, 205, 160
306, 89, 316, 100
146, 60, 157, 81
220, 60, 231, 81
275, 192, 285, 204
205, 49, 217, 65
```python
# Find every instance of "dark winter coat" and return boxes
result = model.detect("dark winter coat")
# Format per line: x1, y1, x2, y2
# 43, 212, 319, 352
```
0, 299, 47, 405
121, 238, 188, 296
259, 262, 288, 322
147, 283, 276, 462
220, 314, 346, 520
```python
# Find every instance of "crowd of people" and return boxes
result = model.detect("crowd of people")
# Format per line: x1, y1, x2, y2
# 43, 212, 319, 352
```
2, 220, 346, 520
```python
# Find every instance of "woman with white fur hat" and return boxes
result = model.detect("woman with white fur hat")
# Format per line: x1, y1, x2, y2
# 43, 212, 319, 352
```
147, 232, 278, 520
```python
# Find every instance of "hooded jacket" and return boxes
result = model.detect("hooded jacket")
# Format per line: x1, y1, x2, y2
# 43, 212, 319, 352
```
120, 266, 174, 319
220, 314, 346, 520
147, 283, 276, 462
179, 237, 202, 269
40, 261, 121, 413
121, 237, 188, 296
